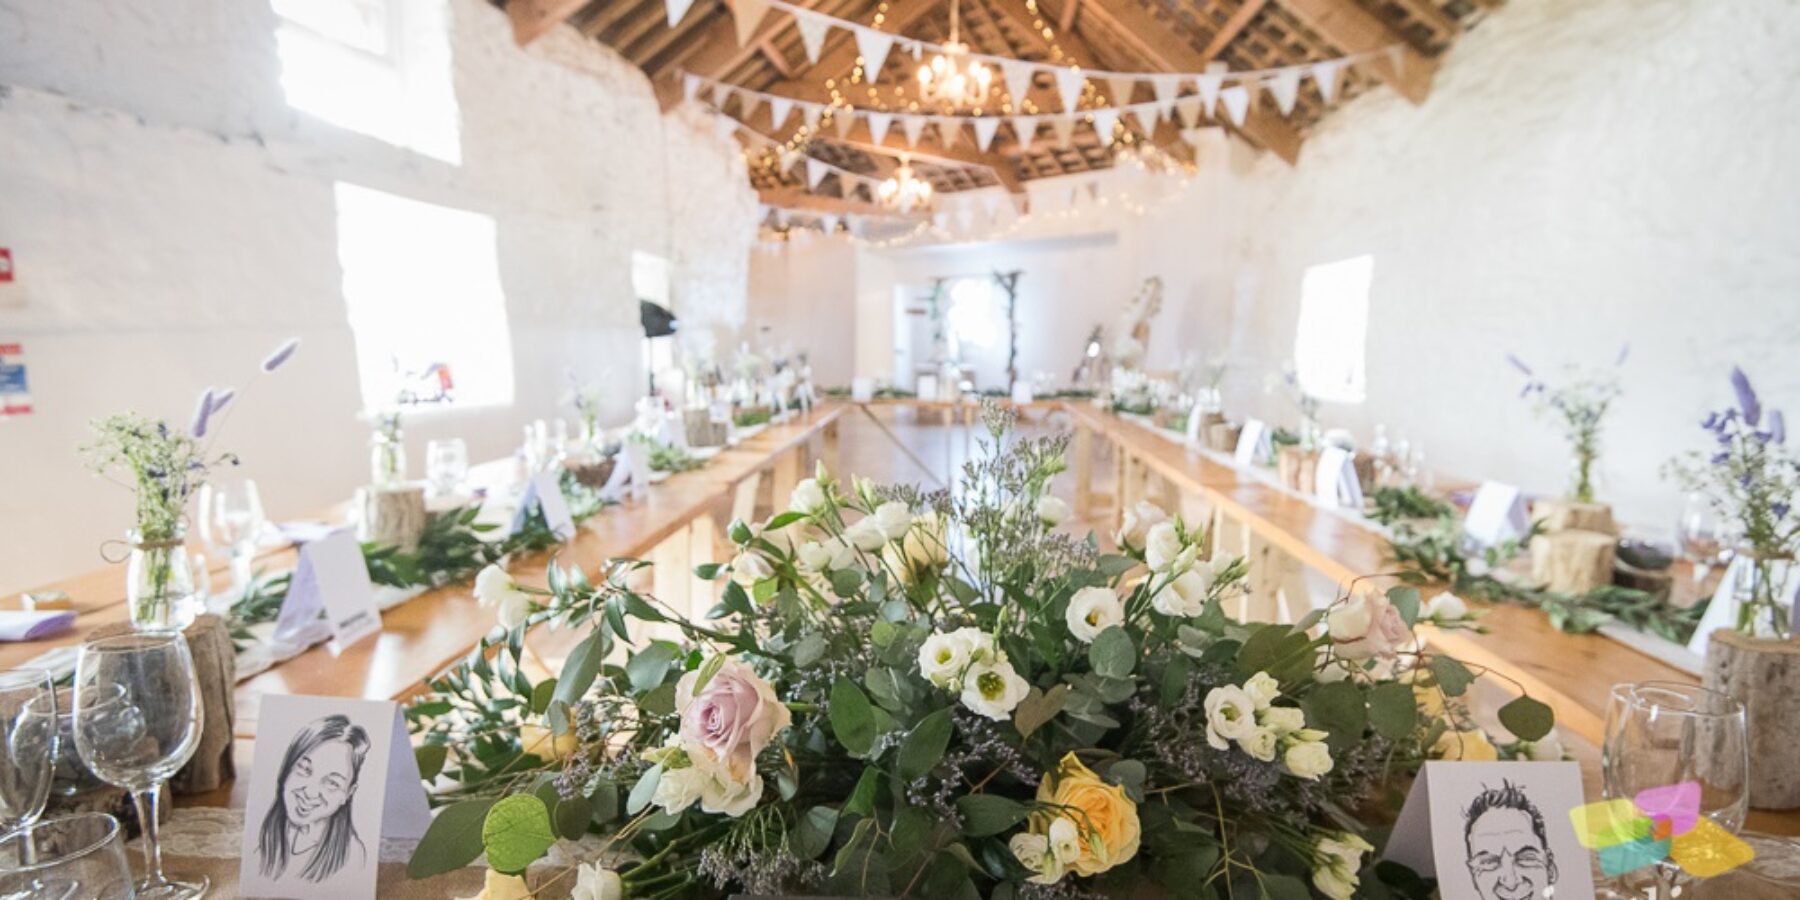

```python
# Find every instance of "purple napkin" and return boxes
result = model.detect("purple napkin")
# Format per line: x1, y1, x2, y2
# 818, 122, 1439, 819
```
0, 610, 77, 642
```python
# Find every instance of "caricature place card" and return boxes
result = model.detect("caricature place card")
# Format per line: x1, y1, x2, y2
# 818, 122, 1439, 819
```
1385, 761, 1595, 900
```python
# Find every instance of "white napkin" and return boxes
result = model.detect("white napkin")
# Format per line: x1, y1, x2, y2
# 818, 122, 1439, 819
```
0, 609, 76, 642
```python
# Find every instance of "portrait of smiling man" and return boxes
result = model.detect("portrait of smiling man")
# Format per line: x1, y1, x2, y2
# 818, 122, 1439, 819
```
1463, 780, 1558, 900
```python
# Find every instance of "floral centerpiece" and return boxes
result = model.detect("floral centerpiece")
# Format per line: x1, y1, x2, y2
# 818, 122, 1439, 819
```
1268, 362, 1321, 451
406, 408, 1557, 899
1506, 347, 1627, 504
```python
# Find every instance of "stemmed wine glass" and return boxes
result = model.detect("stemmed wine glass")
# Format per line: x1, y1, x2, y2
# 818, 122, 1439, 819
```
0, 668, 57, 838
74, 632, 208, 900
1676, 492, 1732, 579
426, 438, 469, 497
197, 478, 266, 601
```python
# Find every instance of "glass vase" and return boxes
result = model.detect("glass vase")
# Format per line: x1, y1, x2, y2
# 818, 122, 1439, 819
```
1731, 552, 1793, 640
1568, 447, 1599, 503
126, 527, 201, 630
369, 431, 407, 485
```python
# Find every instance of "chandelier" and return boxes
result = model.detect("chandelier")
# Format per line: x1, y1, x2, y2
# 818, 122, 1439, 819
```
878, 158, 933, 212
915, 0, 992, 107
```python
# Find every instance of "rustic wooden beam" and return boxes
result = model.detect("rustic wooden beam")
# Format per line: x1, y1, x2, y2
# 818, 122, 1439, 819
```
1056, 0, 1080, 33
507, 0, 591, 45
760, 186, 921, 219
626, 7, 725, 70
1199, 0, 1269, 62
581, 0, 645, 38
1274, 0, 1436, 103
758, 36, 797, 77
1388, 0, 1460, 38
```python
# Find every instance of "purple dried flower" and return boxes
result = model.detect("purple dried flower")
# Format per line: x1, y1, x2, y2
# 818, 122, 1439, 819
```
1770, 410, 1786, 445
1774, 502, 1790, 521
191, 388, 215, 438
1505, 353, 1533, 376
1616, 343, 1631, 366
1731, 367, 1761, 427
261, 338, 301, 373
210, 387, 235, 414
1710, 452, 1730, 465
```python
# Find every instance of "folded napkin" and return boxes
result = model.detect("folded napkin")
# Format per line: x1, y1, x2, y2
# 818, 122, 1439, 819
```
0, 609, 77, 642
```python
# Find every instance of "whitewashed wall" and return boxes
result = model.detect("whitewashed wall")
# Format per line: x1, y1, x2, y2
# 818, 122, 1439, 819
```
0, 0, 758, 593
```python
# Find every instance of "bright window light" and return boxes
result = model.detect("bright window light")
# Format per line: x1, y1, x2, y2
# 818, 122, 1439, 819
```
945, 277, 1000, 350
272, 0, 461, 164
334, 183, 514, 413
1293, 255, 1373, 404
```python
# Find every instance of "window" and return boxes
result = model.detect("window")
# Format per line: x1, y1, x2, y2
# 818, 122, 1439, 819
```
334, 183, 514, 412
944, 277, 1001, 352
272, 0, 461, 163
1293, 255, 1373, 404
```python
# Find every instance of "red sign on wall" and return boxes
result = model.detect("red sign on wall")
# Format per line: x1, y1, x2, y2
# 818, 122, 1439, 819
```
0, 248, 12, 283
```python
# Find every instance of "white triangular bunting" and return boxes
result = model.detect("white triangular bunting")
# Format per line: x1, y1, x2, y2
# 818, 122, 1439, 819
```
1311, 59, 1345, 103
712, 83, 735, 107
820, 214, 839, 233
1106, 75, 1136, 106
683, 73, 702, 103
833, 110, 856, 139
867, 111, 893, 144
713, 114, 738, 140
1131, 106, 1159, 138
1091, 108, 1118, 146
1219, 85, 1250, 127
1050, 116, 1076, 148
1174, 96, 1201, 128
732, 0, 771, 46
1053, 68, 1085, 113
1001, 59, 1034, 105
936, 117, 961, 148
901, 115, 927, 147
805, 158, 829, 189
1151, 74, 1181, 107
972, 117, 1000, 151
847, 215, 865, 237
795, 12, 831, 64
1012, 116, 1038, 152
666, 0, 698, 27
802, 103, 822, 132
769, 96, 794, 129
738, 92, 763, 122
1266, 69, 1301, 116
1197, 63, 1226, 115
855, 28, 896, 81
780, 149, 802, 175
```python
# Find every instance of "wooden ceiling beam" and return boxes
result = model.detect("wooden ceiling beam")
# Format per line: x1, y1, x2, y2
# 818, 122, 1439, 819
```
1273, 0, 1436, 103
760, 186, 921, 219
507, 0, 591, 45
627, 8, 725, 69
665, 0, 818, 82
793, 0, 945, 85
582, 0, 648, 38
1387, 0, 1460, 38
1199, 0, 1270, 62
1057, 0, 1080, 33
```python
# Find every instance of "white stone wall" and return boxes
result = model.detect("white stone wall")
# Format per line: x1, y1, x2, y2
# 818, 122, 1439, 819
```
0, 0, 758, 592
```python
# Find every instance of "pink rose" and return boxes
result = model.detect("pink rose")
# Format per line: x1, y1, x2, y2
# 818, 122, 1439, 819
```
675, 658, 792, 768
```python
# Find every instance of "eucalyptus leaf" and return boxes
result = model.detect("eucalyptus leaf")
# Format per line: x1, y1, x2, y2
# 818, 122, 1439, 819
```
830, 677, 877, 757
1498, 695, 1555, 742
1368, 681, 1419, 741
898, 708, 955, 779
481, 794, 556, 874
956, 794, 1029, 837
1013, 684, 1070, 739
553, 630, 606, 708
1301, 681, 1368, 752
406, 798, 495, 879
626, 641, 680, 692
415, 744, 448, 781
627, 764, 663, 815
1089, 626, 1136, 679
1429, 655, 1475, 697
1388, 586, 1422, 626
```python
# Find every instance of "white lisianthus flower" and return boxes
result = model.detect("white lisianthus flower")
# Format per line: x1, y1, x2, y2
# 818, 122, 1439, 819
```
1312, 832, 1375, 900
1143, 522, 1185, 571
570, 863, 623, 900
873, 501, 913, 541
1203, 685, 1259, 748
1008, 832, 1063, 885
1064, 587, 1124, 643
1240, 728, 1279, 762
1284, 741, 1334, 780
795, 541, 833, 573
1242, 671, 1281, 709
1036, 495, 1072, 526
960, 658, 1029, 720
917, 629, 979, 688
1047, 817, 1083, 869
788, 477, 827, 515
474, 564, 519, 609
652, 761, 705, 815
1114, 501, 1169, 554
1150, 568, 1210, 618
729, 551, 775, 587
845, 516, 888, 552
496, 591, 534, 630
1523, 731, 1565, 761
1258, 706, 1305, 735
891, 512, 949, 575
1426, 592, 1470, 622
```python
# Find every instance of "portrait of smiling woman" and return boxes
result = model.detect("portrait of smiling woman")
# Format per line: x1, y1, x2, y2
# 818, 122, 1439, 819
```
258, 714, 371, 883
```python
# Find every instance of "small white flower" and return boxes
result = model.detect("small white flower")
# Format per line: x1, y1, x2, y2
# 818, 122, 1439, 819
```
1204, 685, 1260, 745
873, 501, 913, 541
1326, 595, 1374, 642
1009, 832, 1063, 885
1258, 706, 1305, 735
1523, 731, 1565, 761
1426, 592, 1470, 622
788, 478, 827, 514
651, 760, 704, 814
1240, 727, 1279, 762
570, 862, 623, 900
1312, 833, 1374, 900
796, 541, 833, 573
844, 516, 888, 552
1065, 586, 1124, 643
473, 564, 517, 609
960, 658, 1029, 720
1114, 501, 1168, 553
1283, 740, 1334, 780
918, 629, 979, 688
496, 591, 534, 630
730, 552, 775, 587
1242, 671, 1281, 709
1047, 817, 1082, 868
1143, 521, 1185, 571
1150, 568, 1210, 618
1036, 495, 1071, 526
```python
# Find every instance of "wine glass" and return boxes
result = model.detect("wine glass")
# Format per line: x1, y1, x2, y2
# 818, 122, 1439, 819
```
198, 478, 265, 600
1599, 681, 1747, 897
0, 669, 56, 838
0, 812, 135, 900
425, 438, 469, 497
74, 633, 208, 900
1676, 492, 1730, 578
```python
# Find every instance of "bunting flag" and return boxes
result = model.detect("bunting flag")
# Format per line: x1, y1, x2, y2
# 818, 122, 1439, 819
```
953, 206, 975, 233
979, 191, 1002, 219
820, 214, 840, 233
1053, 67, 1085, 113
833, 110, 856, 139
1106, 75, 1137, 105
732, 0, 771, 45
936, 117, 961, 148
901, 114, 927, 147
769, 96, 794, 129
855, 28, 896, 80
1012, 116, 1037, 152
1000, 58, 1033, 105
1151, 74, 1181, 109
1219, 85, 1250, 127
1266, 69, 1301, 116
1131, 106, 1160, 139
1174, 96, 1202, 128
713, 114, 739, 141
847, 215, 865, 238
1092, 108, 1118, 146
1050, 116, 1076, 148
683, 73, 703, 103
972, 117, 1000, 151
805, 158, 828, 189
667, 0, 698, 26
801, 103, 821, 131
780, 149, 802, 176
1195, 71, 1224, 117
866, 111, 894, 144
738, 92, 763, 123
712, 83, 735, 107
1311, 59, 1345, 103
795, 11, 831, 64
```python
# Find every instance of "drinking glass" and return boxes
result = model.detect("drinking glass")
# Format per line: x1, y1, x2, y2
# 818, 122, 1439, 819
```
425, 438, 469, 496
1600, 681, 1748, 897
40, 689, 111, 801
0, 669, 56, 838
1676, 492, 1731, 576
74, 633, 208, 900
197, 478, 265, 598
0, 812, 135, 900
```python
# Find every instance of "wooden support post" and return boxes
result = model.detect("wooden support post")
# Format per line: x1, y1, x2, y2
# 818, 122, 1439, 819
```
1073, 425, 1094, 517
770, 447, 801, 517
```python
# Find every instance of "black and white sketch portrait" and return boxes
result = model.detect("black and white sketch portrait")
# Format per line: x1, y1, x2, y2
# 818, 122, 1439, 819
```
1462, 779, 1558, 900
257, 714, 371, 883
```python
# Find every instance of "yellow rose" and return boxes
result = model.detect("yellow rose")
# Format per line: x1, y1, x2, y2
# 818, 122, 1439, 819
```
458, 869, 531, 900
521, 724, 581, 762
1430, 728, 1499, 761
1035, 753, 1141, 877
1412, 684, 1445, 721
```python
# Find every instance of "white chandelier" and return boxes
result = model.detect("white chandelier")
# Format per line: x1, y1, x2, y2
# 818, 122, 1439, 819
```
915, 0, 992, 108
878, 157, 933, 212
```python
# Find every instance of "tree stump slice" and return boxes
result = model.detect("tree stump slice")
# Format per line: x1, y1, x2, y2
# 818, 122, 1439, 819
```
1704, 629, 1800, 809
86, 614, 235, 797
1276, 447, 1318, 493
1532, 498, 1617, 535
1204, 423, 1240, 453
684, 410, 728, 448
1530, 529, 1616, 594
567, 457, 617, 490
360, 483, 428, 552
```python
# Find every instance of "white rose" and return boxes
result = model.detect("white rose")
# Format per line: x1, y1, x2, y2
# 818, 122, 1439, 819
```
1114, 501, 1168, 553
1240, 727, 1279, 762
918, 629, 977, 688
1143, 522, 1185, 571
788, 478, 827, 514
687, 746, 763, 818
496, 591, 534, 630
1524, 731, 1565, 761
1330, 593, 1412, 661
873, 501, 913, 541
1036, 495, 1071, 526
474, 564, 517, 609
570, 863, 623, 900
1242, 671, 1281, 709
1426, 592, 1470, 622
1065, 586, 1124, 643
1204, 685, 1259, 746
1326, 595, 1374, 642
845, 517, 888, 552
893, 512, 949, 574
652, 762, 704, 814
730, 551, 775, 587
1284, 741, 1334, 780
1150, 569, 1210, 617
1258, 706, 1305, 735
960, 658, 1029, 720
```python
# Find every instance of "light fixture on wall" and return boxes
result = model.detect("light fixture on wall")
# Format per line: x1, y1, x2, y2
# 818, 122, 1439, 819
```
915, 0, 992, 108
878, 156, 934, 212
